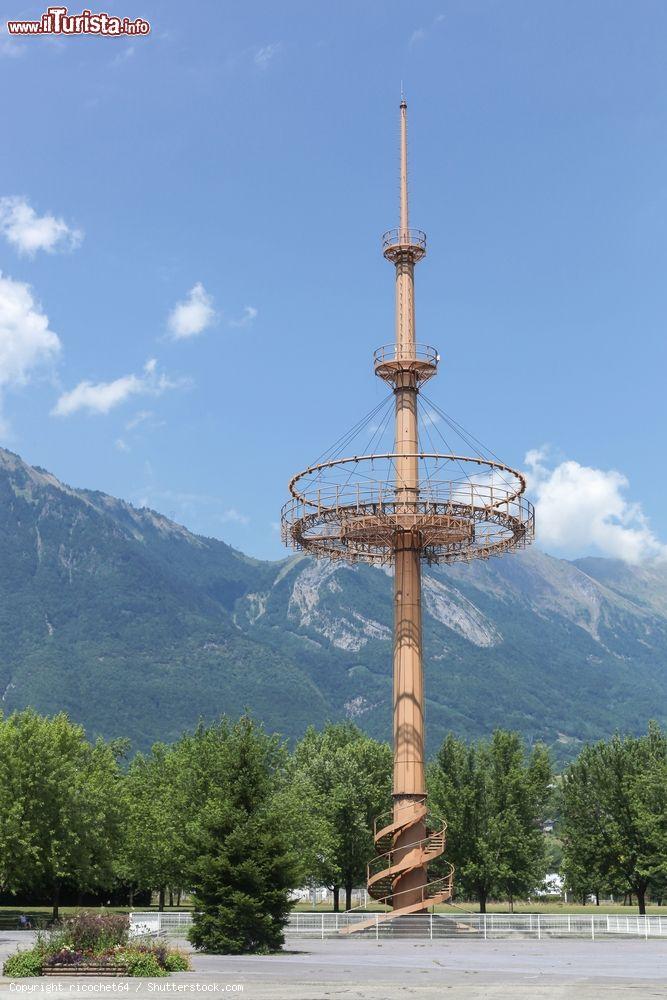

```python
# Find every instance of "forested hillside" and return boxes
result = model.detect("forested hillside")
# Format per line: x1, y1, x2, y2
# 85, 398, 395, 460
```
0, 447, 665, 761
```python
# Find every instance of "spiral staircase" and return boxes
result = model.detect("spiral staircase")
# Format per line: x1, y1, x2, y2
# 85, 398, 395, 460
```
341, 799, 454, 934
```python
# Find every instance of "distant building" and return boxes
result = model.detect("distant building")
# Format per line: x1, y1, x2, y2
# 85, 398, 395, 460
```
538, 873, 564, 897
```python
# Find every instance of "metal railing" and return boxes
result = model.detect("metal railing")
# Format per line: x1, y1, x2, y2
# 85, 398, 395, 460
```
373, 343, 438, 368
129, 911, 194, 937
382, 228, 427, 257
284, 474, 529, 516
364, 873, 455, 913
281, 482, 534, 549
368, 829, 446, 881
129, 910, 667, 941
374, 798, 425, 839
286, 912, 667, 940
281, 487, 535, 567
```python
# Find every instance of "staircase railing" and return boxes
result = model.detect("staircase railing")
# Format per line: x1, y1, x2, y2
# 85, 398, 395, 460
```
367, 827, 447, 883
344, 798, 455, 932
369, 869, 455, 911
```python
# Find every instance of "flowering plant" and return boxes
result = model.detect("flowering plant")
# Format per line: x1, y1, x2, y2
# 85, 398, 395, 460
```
43, 948, 85, 967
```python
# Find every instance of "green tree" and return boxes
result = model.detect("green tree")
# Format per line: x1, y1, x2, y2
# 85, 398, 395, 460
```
188, 716, 301, 954
291, 722, 392, 911
558, 758, 606, 905
429, 730, 551, 912
119, 743, 182, 910
561, 723, 667, 914
0, 710, 124, 918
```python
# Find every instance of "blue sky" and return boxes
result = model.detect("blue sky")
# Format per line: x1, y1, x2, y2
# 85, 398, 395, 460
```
0, 0, 666, 562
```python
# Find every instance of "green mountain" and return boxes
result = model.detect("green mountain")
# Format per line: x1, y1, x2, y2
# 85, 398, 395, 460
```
0, 447, 665, 763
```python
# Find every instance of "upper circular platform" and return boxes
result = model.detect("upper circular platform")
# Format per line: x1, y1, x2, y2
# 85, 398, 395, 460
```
382, 228, 427, 263
281, 453, 535, 566
374, 343, 439, 385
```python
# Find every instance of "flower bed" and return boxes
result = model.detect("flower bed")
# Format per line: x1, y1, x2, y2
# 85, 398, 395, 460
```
2, 912, 191, 979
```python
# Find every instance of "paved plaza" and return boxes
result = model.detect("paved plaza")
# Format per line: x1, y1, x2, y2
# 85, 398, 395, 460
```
1, 932, 666, 999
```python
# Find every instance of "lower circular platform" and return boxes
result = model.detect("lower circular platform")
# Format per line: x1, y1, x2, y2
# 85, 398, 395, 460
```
281, 452, 534, 565
340, 510, 473, 548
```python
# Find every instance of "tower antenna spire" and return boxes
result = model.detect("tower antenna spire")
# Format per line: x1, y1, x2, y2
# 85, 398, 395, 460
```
399, 93, 409, 237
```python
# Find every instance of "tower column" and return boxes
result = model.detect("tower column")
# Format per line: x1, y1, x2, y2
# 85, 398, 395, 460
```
393, 371, 423, 799
392, 530, 427, 908
395, 257, 416, 357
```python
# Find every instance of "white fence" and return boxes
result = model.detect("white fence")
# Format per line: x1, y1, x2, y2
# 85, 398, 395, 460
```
289, 912, 667, 939
130, 910, 667, 941
286, 912, 667, 941
130, 911, 194, 937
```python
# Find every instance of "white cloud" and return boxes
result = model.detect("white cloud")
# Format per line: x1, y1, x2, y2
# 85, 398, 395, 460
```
167, 283, 215, 340
53, 358, 185, 417
0, 42, 24, 58
409, 13, 445, 46
168, 286, 256, 339
421, 408, 440, 428
229, 305, 258, 328
0, 273, 61, 388
254, 42, 282, 69
125, 409, 154, 430
223, 41, 283, 74
220, 507, 249, 525
111, 44, 135, 67
131, 488, 249, 532
525, 447, 667, 564
0, 196, 83, 257
0, 29, 25, 59
115, 438, 130, 453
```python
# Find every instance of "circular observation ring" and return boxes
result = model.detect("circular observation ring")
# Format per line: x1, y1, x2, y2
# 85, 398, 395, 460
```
382, 228, 427, 262
281, 453, 535, 566
373, 343, 439, 385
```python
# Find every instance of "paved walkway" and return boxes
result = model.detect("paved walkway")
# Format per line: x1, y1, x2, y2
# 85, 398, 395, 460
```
0, 932, 665, 998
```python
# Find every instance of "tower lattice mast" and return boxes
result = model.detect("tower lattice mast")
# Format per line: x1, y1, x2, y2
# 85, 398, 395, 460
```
282, 98, 534, 928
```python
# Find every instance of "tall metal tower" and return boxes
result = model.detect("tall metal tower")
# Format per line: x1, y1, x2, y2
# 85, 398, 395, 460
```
282, 99, 534, 924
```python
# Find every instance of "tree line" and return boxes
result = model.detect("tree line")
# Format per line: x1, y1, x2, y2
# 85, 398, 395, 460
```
0, 710, 664, 952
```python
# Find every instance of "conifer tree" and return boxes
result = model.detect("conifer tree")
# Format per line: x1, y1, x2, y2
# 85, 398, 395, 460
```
188, 716, 301, 954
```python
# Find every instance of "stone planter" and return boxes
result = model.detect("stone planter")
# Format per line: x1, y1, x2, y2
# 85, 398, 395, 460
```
43, 963, 128, 977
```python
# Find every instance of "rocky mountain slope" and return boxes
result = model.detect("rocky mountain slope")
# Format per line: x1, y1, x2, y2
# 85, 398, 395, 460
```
0, 447, 664, 761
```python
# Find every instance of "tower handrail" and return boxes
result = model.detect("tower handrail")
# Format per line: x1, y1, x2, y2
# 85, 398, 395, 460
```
382, 227, 427, 252
371, 869, 455, 910
288, 453, 527, 503
373, 797, 426, 838
347, 868, 455, 914
373, 343, 438, 366
283, 480, 527, 508
368, 823, 448, 880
